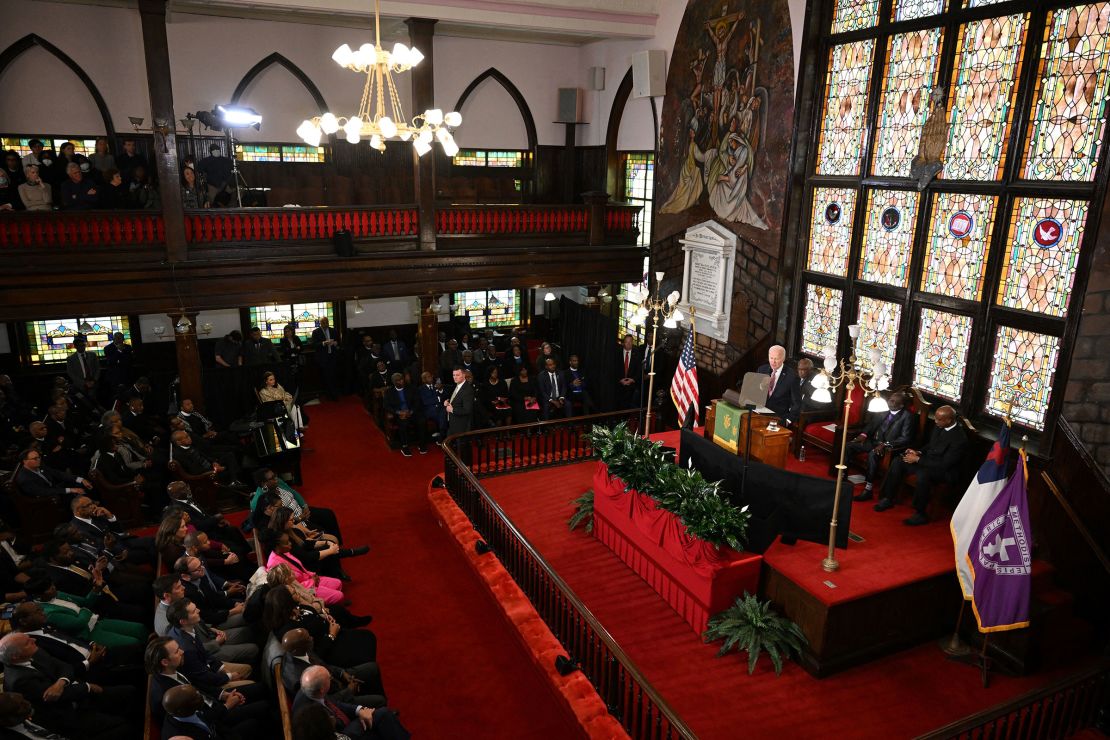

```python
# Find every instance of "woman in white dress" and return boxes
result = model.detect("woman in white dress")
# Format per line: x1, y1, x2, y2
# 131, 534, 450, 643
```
259, 371, 306, 435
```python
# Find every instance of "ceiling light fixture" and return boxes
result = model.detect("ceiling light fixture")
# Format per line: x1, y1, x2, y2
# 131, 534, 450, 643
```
296, 0, 461, 155
354, 298, 365, 315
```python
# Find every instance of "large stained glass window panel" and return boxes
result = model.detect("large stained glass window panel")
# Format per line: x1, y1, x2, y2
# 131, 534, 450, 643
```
997, 198, 1087, 317
249, 302, 334, 341
893, 0, 945, 22
986, 327, 1061, 430
913, 308, 973, 401
806, 187, 857, 276
856, 296, 902, 372
1022, 4, 1110, 182
943, 14, 1029, 181
801, 285, 843, 357
920, 192, 998, 301
858, 189, 919, 287
816, 40, 876, 176
451, 290, 521, 329
872, 28, 944, 177
26, 316, 131, 365
832, 0, 879, 33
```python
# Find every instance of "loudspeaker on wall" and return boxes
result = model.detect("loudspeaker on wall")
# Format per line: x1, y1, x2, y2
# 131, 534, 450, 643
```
587, 66, 606, 91
557, 87, 584, 123
632, 50, 666, 98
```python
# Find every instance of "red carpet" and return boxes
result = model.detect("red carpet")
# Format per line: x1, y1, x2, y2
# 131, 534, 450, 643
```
481, 461, 1078, 739
296, 398, 584, 738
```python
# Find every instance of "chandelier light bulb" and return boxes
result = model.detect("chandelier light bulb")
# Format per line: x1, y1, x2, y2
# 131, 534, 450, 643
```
332, 43, 353, 66
407, 47, 424, 66
435, 126, 451, 143
399, 130, 412, 141
369, 134, 382, 150
319, 113, 340, 134
417, 129, 433, 145
391, 42, 410, 66
811, 388, 833, 404
441, 137, 459, 157
296, 120, 313, 140
877, 376, 890, 391
672, 309, 685, 322
425, 108, 444, 126
344, 116, 362, 143
379, 116, 397, 138
444, 111, 462, 127
867, 395, 889, 413
812, 374, 830, 390
667, 290, 680, 305
663, 317, 678, 329
823, 354, 838, 372
413, 137, 432, 156
357, 43, 375, 67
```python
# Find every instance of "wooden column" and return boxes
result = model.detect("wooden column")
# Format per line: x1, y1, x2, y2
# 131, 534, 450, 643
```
583, 190, 610, 246
138, 0, 186, 262
560, 122, 580, 204
418, 296, 440, 378
169, 312, 204, 410
406, 17, 437, 252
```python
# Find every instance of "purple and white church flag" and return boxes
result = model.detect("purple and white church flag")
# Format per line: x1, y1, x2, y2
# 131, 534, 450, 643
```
951, 424, 1011, 598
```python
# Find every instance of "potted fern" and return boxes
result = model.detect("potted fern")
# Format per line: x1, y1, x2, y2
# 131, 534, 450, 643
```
568, 489, 595, 534
703, 593, 807, 675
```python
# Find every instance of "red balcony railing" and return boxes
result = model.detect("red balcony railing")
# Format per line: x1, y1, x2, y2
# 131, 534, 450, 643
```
0, 210, 165, 248
184, 206, 418, 243
436, 204, 589, 235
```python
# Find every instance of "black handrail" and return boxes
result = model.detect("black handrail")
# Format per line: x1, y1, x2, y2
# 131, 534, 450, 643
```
915, 661, 1109, 739
442, 411, 696, 739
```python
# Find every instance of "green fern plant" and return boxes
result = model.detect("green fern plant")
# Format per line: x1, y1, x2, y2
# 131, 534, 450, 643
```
568, 489, 595, 534
703, 593, 807, 676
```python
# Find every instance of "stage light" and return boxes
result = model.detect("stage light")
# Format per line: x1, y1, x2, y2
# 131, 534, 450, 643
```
217, 104, 263, 128
474, 540, 491, 555
554, 655, 579, 676
431, 475, 445, 488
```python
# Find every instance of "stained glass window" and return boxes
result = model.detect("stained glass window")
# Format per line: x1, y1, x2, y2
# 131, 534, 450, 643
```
832, 0, 879, 33
622, 152, 654, 248
451, 290, 521, 329
452, 150, 486, 166
235, 144, 281, 162
806, 187, 856, 277
967, 0, 1012, 6
801, 285, 843, 357
920, 192, 997, 301
53, 138, 97, 156
943, 14, 1029, 181
451, 150, 529, 167
871, 28, 944, 177
487, 151, 527, 167
913, 308, 973, 401
858, 189, 919, 287
281, 145, 326, 163
997, 197, 1087, 317
986, 326, 1060, 430
1022, 3, 1110, 182
816, 40, 876, 176
249, 302, 335, 341
26, 316, 131, 365
856, 296, 902, 372
1, 137, 42, 157
893, 0, 945, 22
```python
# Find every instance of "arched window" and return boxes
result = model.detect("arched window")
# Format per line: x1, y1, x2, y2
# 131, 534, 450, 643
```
793, 0, 1110, 434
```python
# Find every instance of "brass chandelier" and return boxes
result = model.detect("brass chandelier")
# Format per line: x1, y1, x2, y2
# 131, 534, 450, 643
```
296, 0, 461, 156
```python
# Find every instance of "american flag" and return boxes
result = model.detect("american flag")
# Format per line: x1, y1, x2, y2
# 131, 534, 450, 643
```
670, 329, 699, 424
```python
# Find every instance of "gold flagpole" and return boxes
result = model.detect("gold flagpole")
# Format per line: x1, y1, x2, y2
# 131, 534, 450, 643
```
689, 306, 698, 425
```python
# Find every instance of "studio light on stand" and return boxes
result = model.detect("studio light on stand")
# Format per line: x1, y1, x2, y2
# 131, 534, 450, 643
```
629, 271, 684, 437
812, 323, 890, 572
211, 105, 263, 209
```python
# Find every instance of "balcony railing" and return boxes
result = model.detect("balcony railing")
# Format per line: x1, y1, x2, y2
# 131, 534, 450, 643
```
442, 410, 696, 740
184, 206, 418, 243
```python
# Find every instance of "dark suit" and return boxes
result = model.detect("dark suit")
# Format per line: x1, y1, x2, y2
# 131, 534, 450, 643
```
755, 363, 802, 424
382, 340, 409, 373
182, 572, 238, 627
281, 652, 385, 705
26, 626, 142, 683
102, 342, 133, 393
615, 346, 645, 410
168, 625, 236, 692
65, 350, 100, 389
292, 693, 410, 740
445, 381, 475, 437
14, 465, 79, 499
846, 409, 915, 482
537, 369, 572, 419
416, 384, 447, 437
172, 444, 218, 477
311, 326, 341, 400
150, 672, 268, 736
881, 422, 970, 514
384, 385, 423, 449
122, 410, 161, 444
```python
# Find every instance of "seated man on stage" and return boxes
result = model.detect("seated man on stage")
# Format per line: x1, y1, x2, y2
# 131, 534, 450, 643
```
751, 344, 801, 426
797, 358, 831, 413
384, 373, 426, 457
849, 391, 914, 502
874, 405, 969, 526
538, 357, 572, 420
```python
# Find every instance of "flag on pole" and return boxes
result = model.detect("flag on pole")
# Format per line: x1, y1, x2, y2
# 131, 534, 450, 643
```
968, 451, 1032, 632
670, 329, 699, 426
951, 422, 1011, 599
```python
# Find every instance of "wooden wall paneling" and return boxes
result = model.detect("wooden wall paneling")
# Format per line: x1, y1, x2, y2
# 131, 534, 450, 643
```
406, 17, 437, 251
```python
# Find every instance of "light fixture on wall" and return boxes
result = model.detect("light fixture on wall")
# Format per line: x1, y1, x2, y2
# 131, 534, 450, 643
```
77, 318, 93, 334
353, 298, 365, 315
152, 325, 166, 339
543, 292, 557, 302
200, 322, 214, 336
175, 315, 193, 334
429, 295, 443, 314
295, 0, 461, 155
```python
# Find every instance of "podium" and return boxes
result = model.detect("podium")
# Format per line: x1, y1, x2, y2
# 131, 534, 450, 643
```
704, 399, 793, 470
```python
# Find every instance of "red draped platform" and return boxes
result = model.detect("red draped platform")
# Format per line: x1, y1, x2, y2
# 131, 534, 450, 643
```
592, 462, 762, 635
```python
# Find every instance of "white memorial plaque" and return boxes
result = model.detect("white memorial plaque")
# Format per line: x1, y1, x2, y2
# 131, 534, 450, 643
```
678, 220, 737, 342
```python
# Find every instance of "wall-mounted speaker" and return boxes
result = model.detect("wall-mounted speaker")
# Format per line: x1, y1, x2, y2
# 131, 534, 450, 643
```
632, 50, 666, 98
587, 66, 606, 91
557, 87, 584, 123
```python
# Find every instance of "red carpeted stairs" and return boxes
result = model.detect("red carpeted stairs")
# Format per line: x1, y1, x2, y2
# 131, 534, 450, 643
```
293, 398, 584, 738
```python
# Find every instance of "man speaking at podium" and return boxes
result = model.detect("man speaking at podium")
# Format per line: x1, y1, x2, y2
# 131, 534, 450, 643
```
754, 345, 800, 427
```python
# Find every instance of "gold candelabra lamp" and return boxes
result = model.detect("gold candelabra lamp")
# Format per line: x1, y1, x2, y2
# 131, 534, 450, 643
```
628, 271, 685, 437
810, 323, 891, 572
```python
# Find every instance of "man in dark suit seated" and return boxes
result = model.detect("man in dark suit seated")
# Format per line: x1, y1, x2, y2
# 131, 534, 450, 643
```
875, 405, 970, 526
170, 430, 243, 487
293, 665, 410, 740
384, 373, 425, 457
121, 396, 164, 446
848, 391, 915, 501
0, 691, 63, 740
166, 481, 250, 555
565, 354, 593, 416
752, 344, 802, 426
13, 448, 92, 500
615, 334, 644, 410
165, 599, 254, 694
146, 635, 269, 736
537, 357, 572, 420
160, 683, 251, 740
40, 537, 148, 616
796, 358, 831, 413
175, 555, 247, 629
281, 627, 386, 707
0, 632, 136, 740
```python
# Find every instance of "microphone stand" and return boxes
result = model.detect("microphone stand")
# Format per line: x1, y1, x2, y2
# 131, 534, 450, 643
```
741, 403, 756, 498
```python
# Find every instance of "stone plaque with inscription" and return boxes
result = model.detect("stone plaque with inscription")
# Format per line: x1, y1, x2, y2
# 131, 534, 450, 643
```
679, 220, 737, 342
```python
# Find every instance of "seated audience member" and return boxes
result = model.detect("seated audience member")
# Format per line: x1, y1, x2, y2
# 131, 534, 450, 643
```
0, 528, 31, 602
753, 344, 802, 427
127, 164, 159, 209
97, 167, 128, 209
266, 564, 370, 629
186, 530, 252, 582
438, 339, 462, 383
479, 366, 512, 427
0, 691, 66, 739
167, 480, 249, 553
501, 344, 528, 382
796, 357, 831, 413
89, 137, 115, 179
264, 506, 363, 581
0, 632, 136, 740
848, 391, 914, 501
416, 372, 448, 440
252, 468, 342, 541
875, 404, 970, 525
24, 573, 147, 648
20, 139, 44, 169
89, 432, 148, 505
267, 531, 345, 605
293, 665, 409, 740
565, 354, 593, 414
181, 164, 209, 209
70, 495, 154, 565
175, 555, 247, 628
260, 370, 306, 435
60, 162, 98, 209
17, 164, 51, 210
263, 586, 376, 668
122, 396, 165, 445
384, 373, 425, 457
40, 537, 148, 619
166, 598, 255, 692
281, 627, 385, 707
538, 357, 572, 420
535, 342, 561, 375
171, 430, 243, 488
115, 138, 147, 182
14, 447, 91, 500
9, 601, 143, 685
459, 350, 479, 381
160, 682, 256, 740
2, 149, 25, 191
157, 574, 258, 668
368, 360, 392, 393
178, 398, 240, 447
510, 367, 540, 424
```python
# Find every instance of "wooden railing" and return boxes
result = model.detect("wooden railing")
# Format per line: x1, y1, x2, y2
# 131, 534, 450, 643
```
436, 204, 589, 235
916, 661, 1109, 739
0, 209, 165, 247
184, 205, 418, 243
442, 410, 695, 739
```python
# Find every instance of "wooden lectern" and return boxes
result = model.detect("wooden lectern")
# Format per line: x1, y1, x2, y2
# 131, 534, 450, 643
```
705, 399, 794, 470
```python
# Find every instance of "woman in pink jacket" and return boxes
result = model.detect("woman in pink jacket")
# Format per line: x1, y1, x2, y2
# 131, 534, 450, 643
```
265, 532, 345, 605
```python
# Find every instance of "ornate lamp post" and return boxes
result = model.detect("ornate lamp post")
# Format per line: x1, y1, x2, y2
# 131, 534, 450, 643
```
629, 271, 684, 437
809, 324, 890, 572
